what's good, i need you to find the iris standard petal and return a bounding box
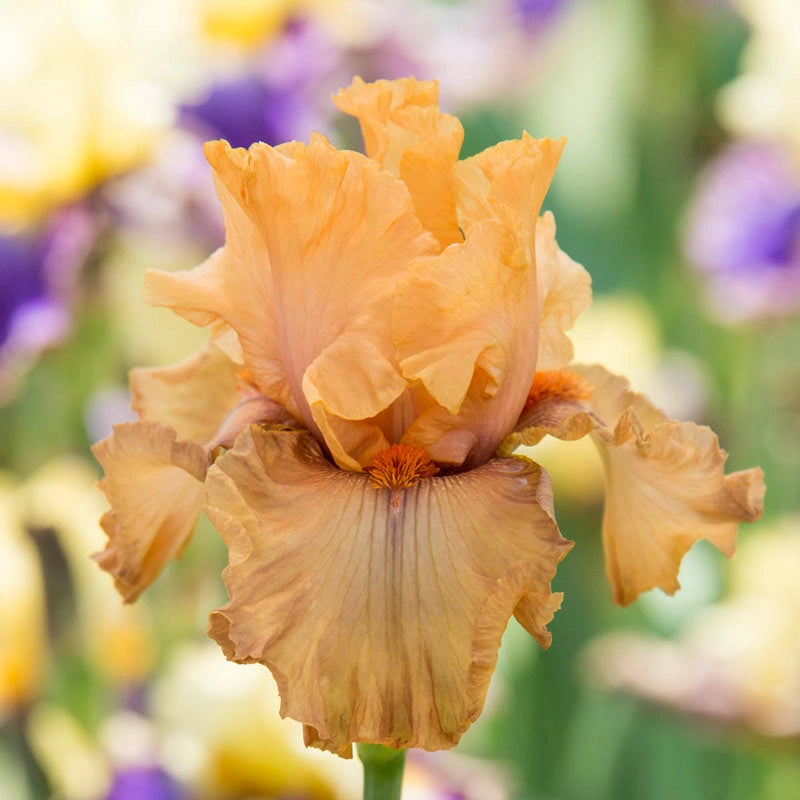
[396,137,564,467]
[240,134,437,468]
[535,211,592,370]
[504,366,766,606]
[206,425,571,756]
[334,76,465,249]
[144,144,294,413]
[149,135,438,470]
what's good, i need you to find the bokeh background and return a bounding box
[2,0,799,798]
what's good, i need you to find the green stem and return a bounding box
[357,743,406,800]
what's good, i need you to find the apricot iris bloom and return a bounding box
[94,77,765,757]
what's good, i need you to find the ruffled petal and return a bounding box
[334,76,464,249]
[396,137,563,467]
[144,143,293,413]
[454,134,565,245]
[535,212,592,370]
[206,426,571,757]
[577,365,765,605]
[241,134,437,467]
[149,136,437,469]
[503,365,766,606]
[130,341,259,444]
[93,422,208,602]
[499,369,598,453]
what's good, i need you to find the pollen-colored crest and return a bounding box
[368,443,440,490]
[524,369,594,411]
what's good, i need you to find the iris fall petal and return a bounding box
[206,425,571,756]
[93,422,208,602]
[130,340,256,443]
[506,365,766,605]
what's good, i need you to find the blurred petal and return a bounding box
[504,365,765,605]
[93,422,208,602]
[0,492,47,710]
[334,76,464,248]
[206,426,571,756]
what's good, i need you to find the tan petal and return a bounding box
[580,365,765,605]
[206,426,571,757]
[130,341,257,444]
[334,76,464,249]
[93,422,208,602]
[535,212,592,370]
[503,365,766,606]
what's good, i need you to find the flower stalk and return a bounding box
[357,743,406,800]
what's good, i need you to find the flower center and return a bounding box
[523,369,593,411]
[368,444,440,490]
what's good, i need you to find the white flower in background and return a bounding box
[718,0,800,164]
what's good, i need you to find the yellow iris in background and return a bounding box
[94,77,764,758]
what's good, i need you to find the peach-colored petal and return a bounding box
[93,422,208,602]
[535,212,592,370]
[144,144,293,413]
[333,76,440,166]
[148,136,437,469]
[334,76,464,249]
[577,364,765,605]
[454,134,565,244]
[206,426,571,757]
[241,134,437,467]
[130,341,257,444]
[503,365,766,606]
[397,138,563,467]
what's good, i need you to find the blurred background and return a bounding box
[1,0,799,798]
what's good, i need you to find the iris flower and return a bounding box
[94,77,765,758]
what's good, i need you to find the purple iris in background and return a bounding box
[106,765,185,800]
[0,207,95,401]
[684,142,800,321]
[513,0,568,30]
[182,74,305,150]
[181,18,336,149]
[104,17,340,252]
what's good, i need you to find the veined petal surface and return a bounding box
[144,146,293,412]
[206,426,571,756]
[504,365,765,605]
